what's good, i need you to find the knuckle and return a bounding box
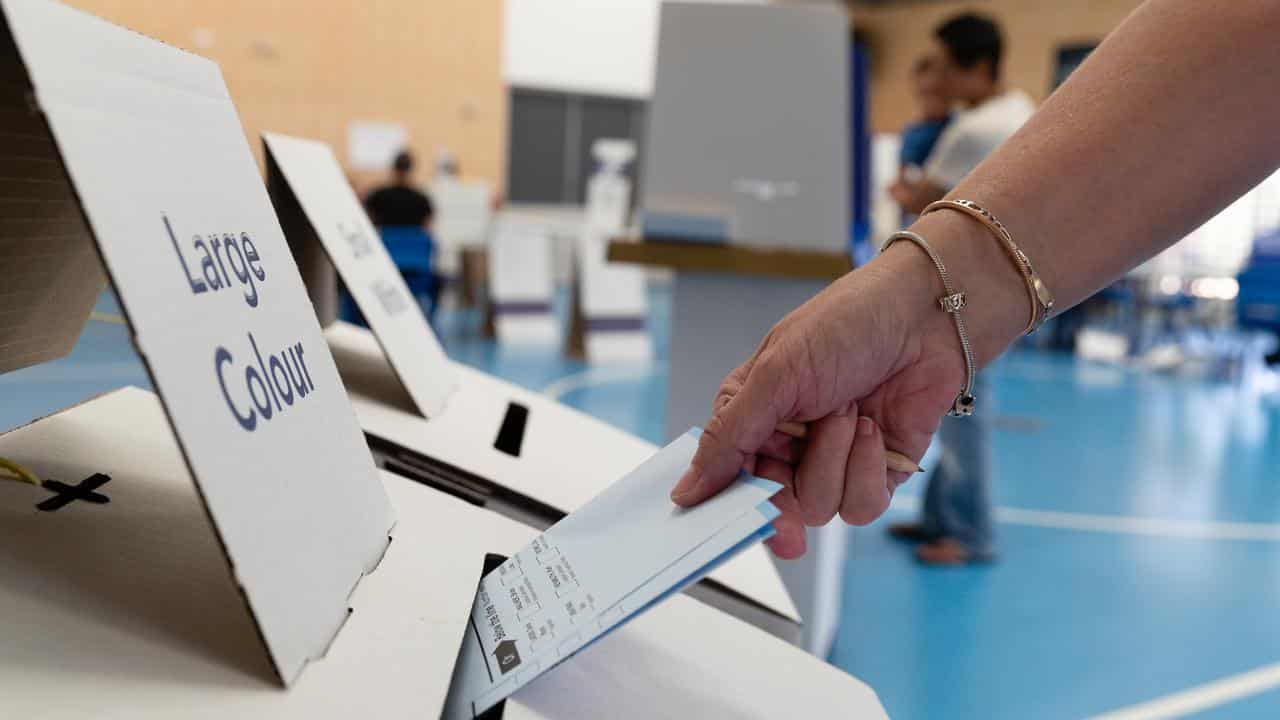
[839,492,889,526]
[798,490,837,527]
[702,411,731,445]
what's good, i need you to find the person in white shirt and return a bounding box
[891,13,1035,215]
[887,13,1033,564]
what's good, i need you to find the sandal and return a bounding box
[915,536,982,566]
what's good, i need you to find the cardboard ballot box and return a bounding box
[0,388,886,718]
[0,1,883,716]
[261,132,801,638]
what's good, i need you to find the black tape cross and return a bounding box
[37,473,111,512]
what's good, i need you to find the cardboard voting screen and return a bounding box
[262,131,458,418]
[0,0,393,685]
[489,217,559,345]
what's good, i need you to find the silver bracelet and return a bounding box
[882,230,976,417]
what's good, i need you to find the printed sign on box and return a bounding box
[0,0,393,685]
[263,131,459,418]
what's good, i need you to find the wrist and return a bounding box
[870,211,1029,368]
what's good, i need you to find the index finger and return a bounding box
[671,356,790,506]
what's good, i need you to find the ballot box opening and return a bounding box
[444,552,510,720]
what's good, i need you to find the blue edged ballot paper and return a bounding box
[443,429,782,717]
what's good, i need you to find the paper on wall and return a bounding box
[347,120,408,172]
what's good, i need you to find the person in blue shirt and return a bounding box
[896,55,952,198]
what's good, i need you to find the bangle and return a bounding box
[882,230,976,417]
[922,199,1055,335]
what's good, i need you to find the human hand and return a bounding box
[888,180,914,210]
[669,241,980,559]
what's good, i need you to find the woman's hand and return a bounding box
[670,215,1027,559]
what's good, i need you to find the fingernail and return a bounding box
[671,470,701,503]
[857,416,875,437]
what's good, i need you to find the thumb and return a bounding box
[672,356,789,506]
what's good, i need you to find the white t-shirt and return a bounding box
[925,89,1035,190]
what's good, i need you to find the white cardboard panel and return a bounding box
[0,387,885,718]
[430,177,492,277]
[324,321,800,623]
[262,131,458,418]
[1,0,393,684]
[488,217,559,345]
[574,227,652,364]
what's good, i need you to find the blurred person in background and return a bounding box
[366,148,435,228]
[883,12,1033,565]
[364,149,440,320]
[890,13,1034,215]
[669,0,1280,564]
[894,55,952,226]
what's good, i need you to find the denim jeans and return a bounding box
[919,373,995,559]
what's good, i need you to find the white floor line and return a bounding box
[541,366,661,400]
[889,495,1280,542]
[1090,661,1280,719]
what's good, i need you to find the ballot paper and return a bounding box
[443,429,781,718]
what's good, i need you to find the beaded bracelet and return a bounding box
[883,230,976,417]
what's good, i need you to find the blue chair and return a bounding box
[338,224,438,327]
[1237,228,1280,334]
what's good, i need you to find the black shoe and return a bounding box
[887,522,939,544]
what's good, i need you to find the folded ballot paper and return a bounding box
[443,428,781,718]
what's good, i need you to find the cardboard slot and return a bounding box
[369,433,804,643]
[380,455,492,509]
[443,553,510,720]
[491,402,528,458]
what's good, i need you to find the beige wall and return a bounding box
[854,0,1143,133]
[65,1,506,194]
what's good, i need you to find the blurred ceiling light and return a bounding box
[1157,275,1182,295]
[1188,277,1239,300]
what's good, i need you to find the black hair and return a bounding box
[935,13,1003,80]
[393,149,414,174]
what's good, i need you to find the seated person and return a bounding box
[362,149,439,320]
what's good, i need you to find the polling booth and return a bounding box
[262,131,801,642]
[429,176,493,281]
[565,139,653,364]
[611,2,855,656]
[487,214,559,345]
[0,3,893,717]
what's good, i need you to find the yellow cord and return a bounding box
[0,457,41,487]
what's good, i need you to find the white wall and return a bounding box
[503,0,765,99]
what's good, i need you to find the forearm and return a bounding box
[893,0,1280,364]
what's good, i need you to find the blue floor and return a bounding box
[5,286,1280,718]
